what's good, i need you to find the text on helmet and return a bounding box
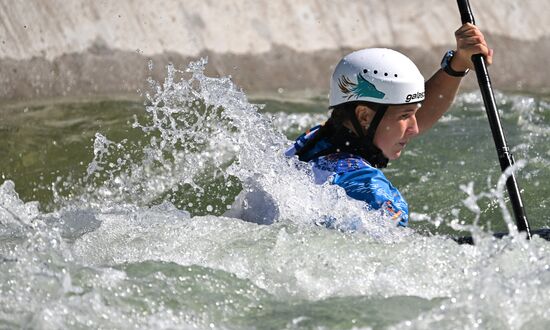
[405,91,425,103]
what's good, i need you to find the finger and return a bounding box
[454,23,478,35]
[462,44,490,58]
[485,49,494,66]
[456,22,476,31]
[457,34,488,49]
[460,35,486,46]
[456,25,484,38]
[456,29,483,38]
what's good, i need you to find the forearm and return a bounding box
[416,69,463,134]
[416,23,492,135]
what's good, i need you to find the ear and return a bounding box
[355,105,375,127]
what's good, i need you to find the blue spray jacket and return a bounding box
[286,125,409,226]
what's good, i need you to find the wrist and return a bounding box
[449,54,469,72]
[441,50,469,77]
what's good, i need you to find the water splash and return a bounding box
[2,61,550,329]
[45,58,407,241]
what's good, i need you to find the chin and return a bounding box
[387,151,402,160]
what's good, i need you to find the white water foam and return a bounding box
[2,60,550,329]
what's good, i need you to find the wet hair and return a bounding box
[295,101,389,167]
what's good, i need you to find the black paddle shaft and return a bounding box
[456,0,531,238]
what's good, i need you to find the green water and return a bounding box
[1,94,548,236]
[2,64,550,329]
[0,100,145,206]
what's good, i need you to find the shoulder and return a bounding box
[332,165,409,226]
[314,153,372,174]
[331,162,403,208]
[331,162,391,196]
[306,152,374,186]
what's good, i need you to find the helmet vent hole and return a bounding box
[394,74,398,77]
[374,70,378,74]
[384,73,388,76]
[363,69,368,73]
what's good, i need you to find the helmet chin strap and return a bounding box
[347,105,389,168]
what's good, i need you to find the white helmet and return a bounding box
[329,48,425,107]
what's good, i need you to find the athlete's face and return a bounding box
[372,104,420,160]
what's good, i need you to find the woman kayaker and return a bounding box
[285,23,492,227]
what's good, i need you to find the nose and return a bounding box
[406,115,419,137]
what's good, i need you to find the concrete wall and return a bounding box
[1,0,550,101]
